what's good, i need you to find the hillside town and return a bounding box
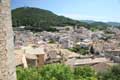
[14,26,120,72]
[1,0,120,80]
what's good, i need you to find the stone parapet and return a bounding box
[0,0,16,80]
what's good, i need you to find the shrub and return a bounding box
[74,66,97,80]
[17,67,42,80]
[17,64,74,80]
[40,64,74,80]
[98,65,120,80]
[17,64,97,80]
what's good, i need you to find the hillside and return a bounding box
[80,20,120,27]
[12,7,115,32]
[80,20,95,24]
[107,22,120,26]
[12,7,86,31]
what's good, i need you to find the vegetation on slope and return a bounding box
[89,22,110,31]
[12,7,116,32]
[12,7,82,31]
[98,64,120,80]
[17,64,97,80]
[17,64,120,80]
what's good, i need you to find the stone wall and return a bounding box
[0,0,16,80]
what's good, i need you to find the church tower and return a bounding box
[0,0,16,80]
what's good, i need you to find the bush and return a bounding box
[74,66,97,80]
[17,67,42,80]
[98,65,120,80]
[17,64,97,80]
[17,64,73,80]
[40,64,74,80]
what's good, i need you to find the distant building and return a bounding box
[105,49,120,63]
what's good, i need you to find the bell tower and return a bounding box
[0,0,16,80]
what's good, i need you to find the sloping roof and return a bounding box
[66,57,110,66]
[75,57,109,65]
[22,45,45,55]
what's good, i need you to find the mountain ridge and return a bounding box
[12,7,120,32]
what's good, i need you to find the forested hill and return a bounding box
[12,7,115,31]
[12,7,87,31]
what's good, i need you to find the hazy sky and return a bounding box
[11,0,120,22]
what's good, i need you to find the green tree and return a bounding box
[40,64,74,80]
[74,66,97,80]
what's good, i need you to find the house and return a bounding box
[105,49,120,63]
[74,27,92,40]
[44,44,80,64]
[59,36,75,48]
[14,31,34,47]
[15,44,46,68]
[22,44,46,67]
[45,44,62,63]
[76,39,93,48]
[91,31,104,41]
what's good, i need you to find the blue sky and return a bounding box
[11,0,120,22]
